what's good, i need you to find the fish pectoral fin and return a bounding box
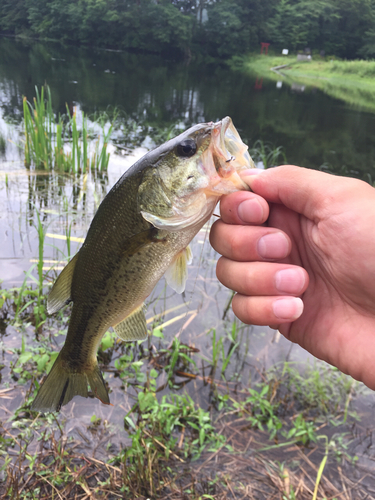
[141,210,202,231]
[113,304,148,342]
[47,252,79,315]
[165,245,192,294]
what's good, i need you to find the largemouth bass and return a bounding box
[31,117,254,412]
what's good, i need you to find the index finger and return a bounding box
[242,165,368,220]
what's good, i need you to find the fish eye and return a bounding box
[176,139,197,158]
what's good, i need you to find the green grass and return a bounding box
[238,55,375,112]
[0,285,364,498]
[0,180,367,499]
[0,130,6,157]
[23,86,114,173]
[240,54,375,81]
[249,139,287,169]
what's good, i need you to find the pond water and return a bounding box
[1,36,375,495]
[2,36,375,177]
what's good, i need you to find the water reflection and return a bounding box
[1,37,375,179]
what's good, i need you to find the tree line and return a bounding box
[0,0,374,59]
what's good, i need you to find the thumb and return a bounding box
[242,165,338,219]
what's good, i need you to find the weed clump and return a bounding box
[329,59,375,78]
[249,139,287,169]
[23,86,113,173]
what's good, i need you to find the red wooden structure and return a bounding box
[260,42,270,55]
[254,77,263,90]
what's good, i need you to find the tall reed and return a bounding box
[0,129,6,156]
[23,86,114,173]
[33,207,48,330]
[23,87,54,168]
[250,139,287,169]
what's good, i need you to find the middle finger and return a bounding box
[210,220,291,262]
[216,258,308,296]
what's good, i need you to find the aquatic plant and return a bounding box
[0,279,365,499]
[23,86,114,173]
[23,87,54,169]
[249,139,287,169]
[0,129,6,157]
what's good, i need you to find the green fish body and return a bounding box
[31,117,254,412]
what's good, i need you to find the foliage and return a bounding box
[250,139,287,168]
[23,85,113,172]
[242,55,375,117]
[0,130,6,157]
[230,385,283,439]
[0,268,363,497]
[1,0,375,59]
[128,390,225,460]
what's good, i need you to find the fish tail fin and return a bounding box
[31,353,110,413]
[86,365,111,406]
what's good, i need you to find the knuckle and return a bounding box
[215,257,226,280]
[228,230,243,257]
[209,220,224,251]
[242,267,254,294]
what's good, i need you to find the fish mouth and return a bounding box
[205,117,254,193]
[214,117,254,171]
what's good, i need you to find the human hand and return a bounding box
[210,165,375,389]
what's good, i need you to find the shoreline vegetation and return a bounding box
[0,86,373,498]
[0,270,369,498]
[1,0,375,60]
[240,55,375,111]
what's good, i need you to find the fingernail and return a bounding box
[238,198,264,223]
[273,298,304,320]
[257,232,289,259]
[275,268,305,294]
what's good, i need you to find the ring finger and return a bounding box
[216,258,308,297]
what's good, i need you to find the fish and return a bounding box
[31,116,254,412]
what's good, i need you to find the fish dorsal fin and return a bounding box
[113,304,148,341]
[47,252,79,315]
[165,245,192,294]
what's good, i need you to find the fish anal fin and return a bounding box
[165,245,192,294]
[47,252,79,314]
[185,244,193,265]
[113,304,148,342]
[30,352,109,412]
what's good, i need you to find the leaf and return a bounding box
[124,416,136,430]
[37,353,50,372]
[138,391,156,412]
[18,352,34,365]
[46,352,59,374]
[101,331,114,351]
[152,328,164,338]
[260,385,269,398]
